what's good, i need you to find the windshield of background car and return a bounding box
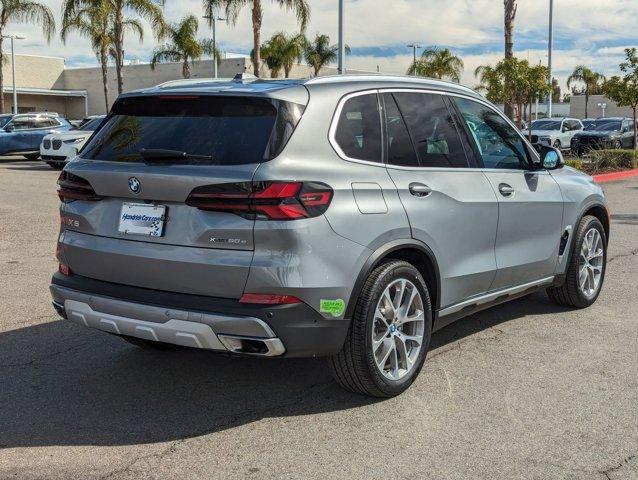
[80,117,104,132]
[81,95,305,165]
[0,116,12,128]
[531,120,561,130]
[585,121,622,132]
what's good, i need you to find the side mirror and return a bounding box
[4,125,14,133]
[538,145,564,170]
[562,125,568,132]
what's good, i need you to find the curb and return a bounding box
[593,169,638,183]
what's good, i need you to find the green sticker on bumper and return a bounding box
[320,299,346,318]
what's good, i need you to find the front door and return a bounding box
[381,91,499,310]
[453,97,564,291]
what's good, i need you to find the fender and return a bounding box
[345,238,441,320]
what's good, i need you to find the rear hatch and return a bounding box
[58,92,305,298]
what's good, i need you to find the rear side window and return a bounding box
[333,93,382,163]
[383,93,419,167]
[393,92,469,168]
[81,95,304,165]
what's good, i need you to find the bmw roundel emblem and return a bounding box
[128,177,140,194]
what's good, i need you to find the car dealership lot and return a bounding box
[0,160,636,479]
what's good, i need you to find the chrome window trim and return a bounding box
[328,87,541,171]
[328,89,385,167]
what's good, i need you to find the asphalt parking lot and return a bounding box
[0,159,636,480]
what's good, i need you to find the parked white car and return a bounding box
[40,116,105,169]
[521,118,584,151]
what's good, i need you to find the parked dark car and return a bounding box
[0,113,73,159]
[571,118,636,155]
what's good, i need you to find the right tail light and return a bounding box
[186,181,333,220]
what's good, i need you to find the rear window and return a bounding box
[81,95,304,165]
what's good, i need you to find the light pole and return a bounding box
[2,34,25,114]
[407,44,421,76]
[338,0,345,74]
[203,14,225,78]
[546,0,554,118]
[598,102,607,118]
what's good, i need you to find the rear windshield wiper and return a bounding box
[139,148,212,163]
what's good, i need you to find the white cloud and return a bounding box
[3,0,637,93]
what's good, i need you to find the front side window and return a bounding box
[334,93,382,163]
[454,98,531,170]
[8,118,32,130]
[393,92,469,168]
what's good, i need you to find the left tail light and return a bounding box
[186,181,333,220]
[57,171,102,202]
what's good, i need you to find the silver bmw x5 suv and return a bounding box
[51,75,609,397]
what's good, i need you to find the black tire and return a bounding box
[547,215,607,308]
[120,335,175,350]
[24,153,40,160]
[328,260,432,397]
[46,162,64,170]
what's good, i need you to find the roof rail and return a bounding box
[305,74,478,95]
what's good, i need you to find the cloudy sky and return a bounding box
[7,0,638,93]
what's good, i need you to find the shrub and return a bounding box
[588,149,638,172]
[565,157,584,170]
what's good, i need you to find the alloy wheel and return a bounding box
[579,228,604,298]
[371,279,425,380]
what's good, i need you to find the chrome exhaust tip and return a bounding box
[217,335,285,357]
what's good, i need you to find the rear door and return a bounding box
[382,91,498,309]
[60,94,304,298]
[453,97,564,291]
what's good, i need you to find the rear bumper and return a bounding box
[50,272,350,358]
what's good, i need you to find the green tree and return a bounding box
[62,0,143,111]
[151,15,220,79]
[475,58,549,130]
[567,65,605,118]
[304,33,348,77]
[203,0,310,77]
[63,0,167,95]
[603,48,638,150]
[407,47,464,82]
[0,0,56,113]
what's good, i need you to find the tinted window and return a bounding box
[9,118,32,130]
[81,96,304,165]
[383,94,419,167]
[79,117,104,131]
[334,94,382,163]
[393,92,468,168]
[455,98,530,170]
[531,120,561,130]
[35,118,58,128]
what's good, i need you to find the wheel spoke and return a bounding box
[393,280,406,311]
[579,266,588,290]
[400,332,423,346]
[395,335,411,373]
[389,344,399,378]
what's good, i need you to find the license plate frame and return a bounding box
[118,203,166,237]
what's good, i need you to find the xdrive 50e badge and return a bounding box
[128,177,140,194]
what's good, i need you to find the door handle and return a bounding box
[498,183,515,196]
[409,183,432,197]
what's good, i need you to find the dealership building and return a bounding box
[5,53,635,120]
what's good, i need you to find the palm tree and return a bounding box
[567,66,606,118]
[304,33,349,77]
[151,15,220,79]
[203,0,310,77]
[62,0,143,112]
[407,47,464,83]
[503,0,517,118]
[64,0,167,95]
[0,0,55,113]
[278,32,306,78]
[258,34,284,78]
